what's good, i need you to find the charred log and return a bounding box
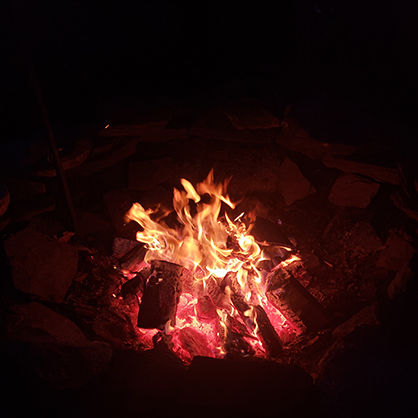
[252,305,283,358]
[225,272,283,358]
[250,217,295,249]
[118,244,147,273]
[196,296,218,321]
[222,315,255,358]
[137,260,185,330]
[267,268,330,332]
[206,276,230,310]
[120,268,150,299]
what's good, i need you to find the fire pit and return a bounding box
[111,170,330,363]
[1,95,417,418]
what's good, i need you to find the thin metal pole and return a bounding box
[8,1,79,235]
[27,62,80,236]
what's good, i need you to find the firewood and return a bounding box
[120,268,150,299]
[224,272,283,357]
[250,216,295,249]
[267,268,329,332]
[118,244,147,272]
[252,305,283,357]
[137,260,185,330]
[223,315,255,357]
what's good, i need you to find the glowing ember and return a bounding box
[125,170,300,362]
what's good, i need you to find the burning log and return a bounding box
[118,243,147,273]
[248,216,296,271]
[224,272,283,358]
[252,305,283,358]
[205,276,230,310]
[195,296,218,321]
[250,216,295,249]
[120,268,150,299]
[221,315,255,357]
[267,268,330,332]
[137,260,185,330]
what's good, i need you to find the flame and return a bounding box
[126,170,299,361]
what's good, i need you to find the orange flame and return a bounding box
[126,170,299,360]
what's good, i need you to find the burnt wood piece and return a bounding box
[252,305,283,358]
[250,217,295,249]
[196,296,218,321]
[120,268,151,299]
[267,269,329,332]
[206,276,230,310]
[118,244,147,272]
[223,315,255,357]
[137,260,185,330]
[225,272,283,358]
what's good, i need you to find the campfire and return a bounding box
[117,170,326,362]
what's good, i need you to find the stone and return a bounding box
[190,126,276,143]
[0,216,10,231]
[90,348,186,417]
[279,99,405,165]
[279,157,316,206]
[388,262,415,299]
[278,99,359,159]
[179,356,314,416]
[377,232,415,271]
[223,97,281,129]
[0,139,49,172]
[66,138,139,178]
[201,147,282,197]
[316,326,418,418]
[189,105,276,143]
[3,302,112,389]
[128,158,175,191]
[332,305,378,339]
[283,99,361,140]
[75,210,112,236]
[99,106,172,137]
[91,320,132,348]
[328,173,380,208]
[99,126,187,142]
[1,337,112,390]
[322,155,399,185]
[104,190,140,239]
[344,221,383,257]
[11,194,56,223]
[391,192,418,221]
[4,178,46,200]
[33,138,93,177]
[9,302,88,345]
[275,129,355,160]
[0,183,10,216]
[3,228,78,301]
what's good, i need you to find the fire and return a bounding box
[125,170,300,362]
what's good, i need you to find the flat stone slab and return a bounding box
[223,97,281,129]
[128,158,175,191]
[377,232,415,271]
[279,157,316,206]
[179,356,313,416]
[9,302,89,345]
[3,302,112,389]
[189,104,277,143]
[3,228,78,301]
[328,173,380,208]
[322,155,399,185]
[0,183,10,216]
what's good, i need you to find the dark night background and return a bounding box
[2,2,418,418]
[1,0,418,141]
